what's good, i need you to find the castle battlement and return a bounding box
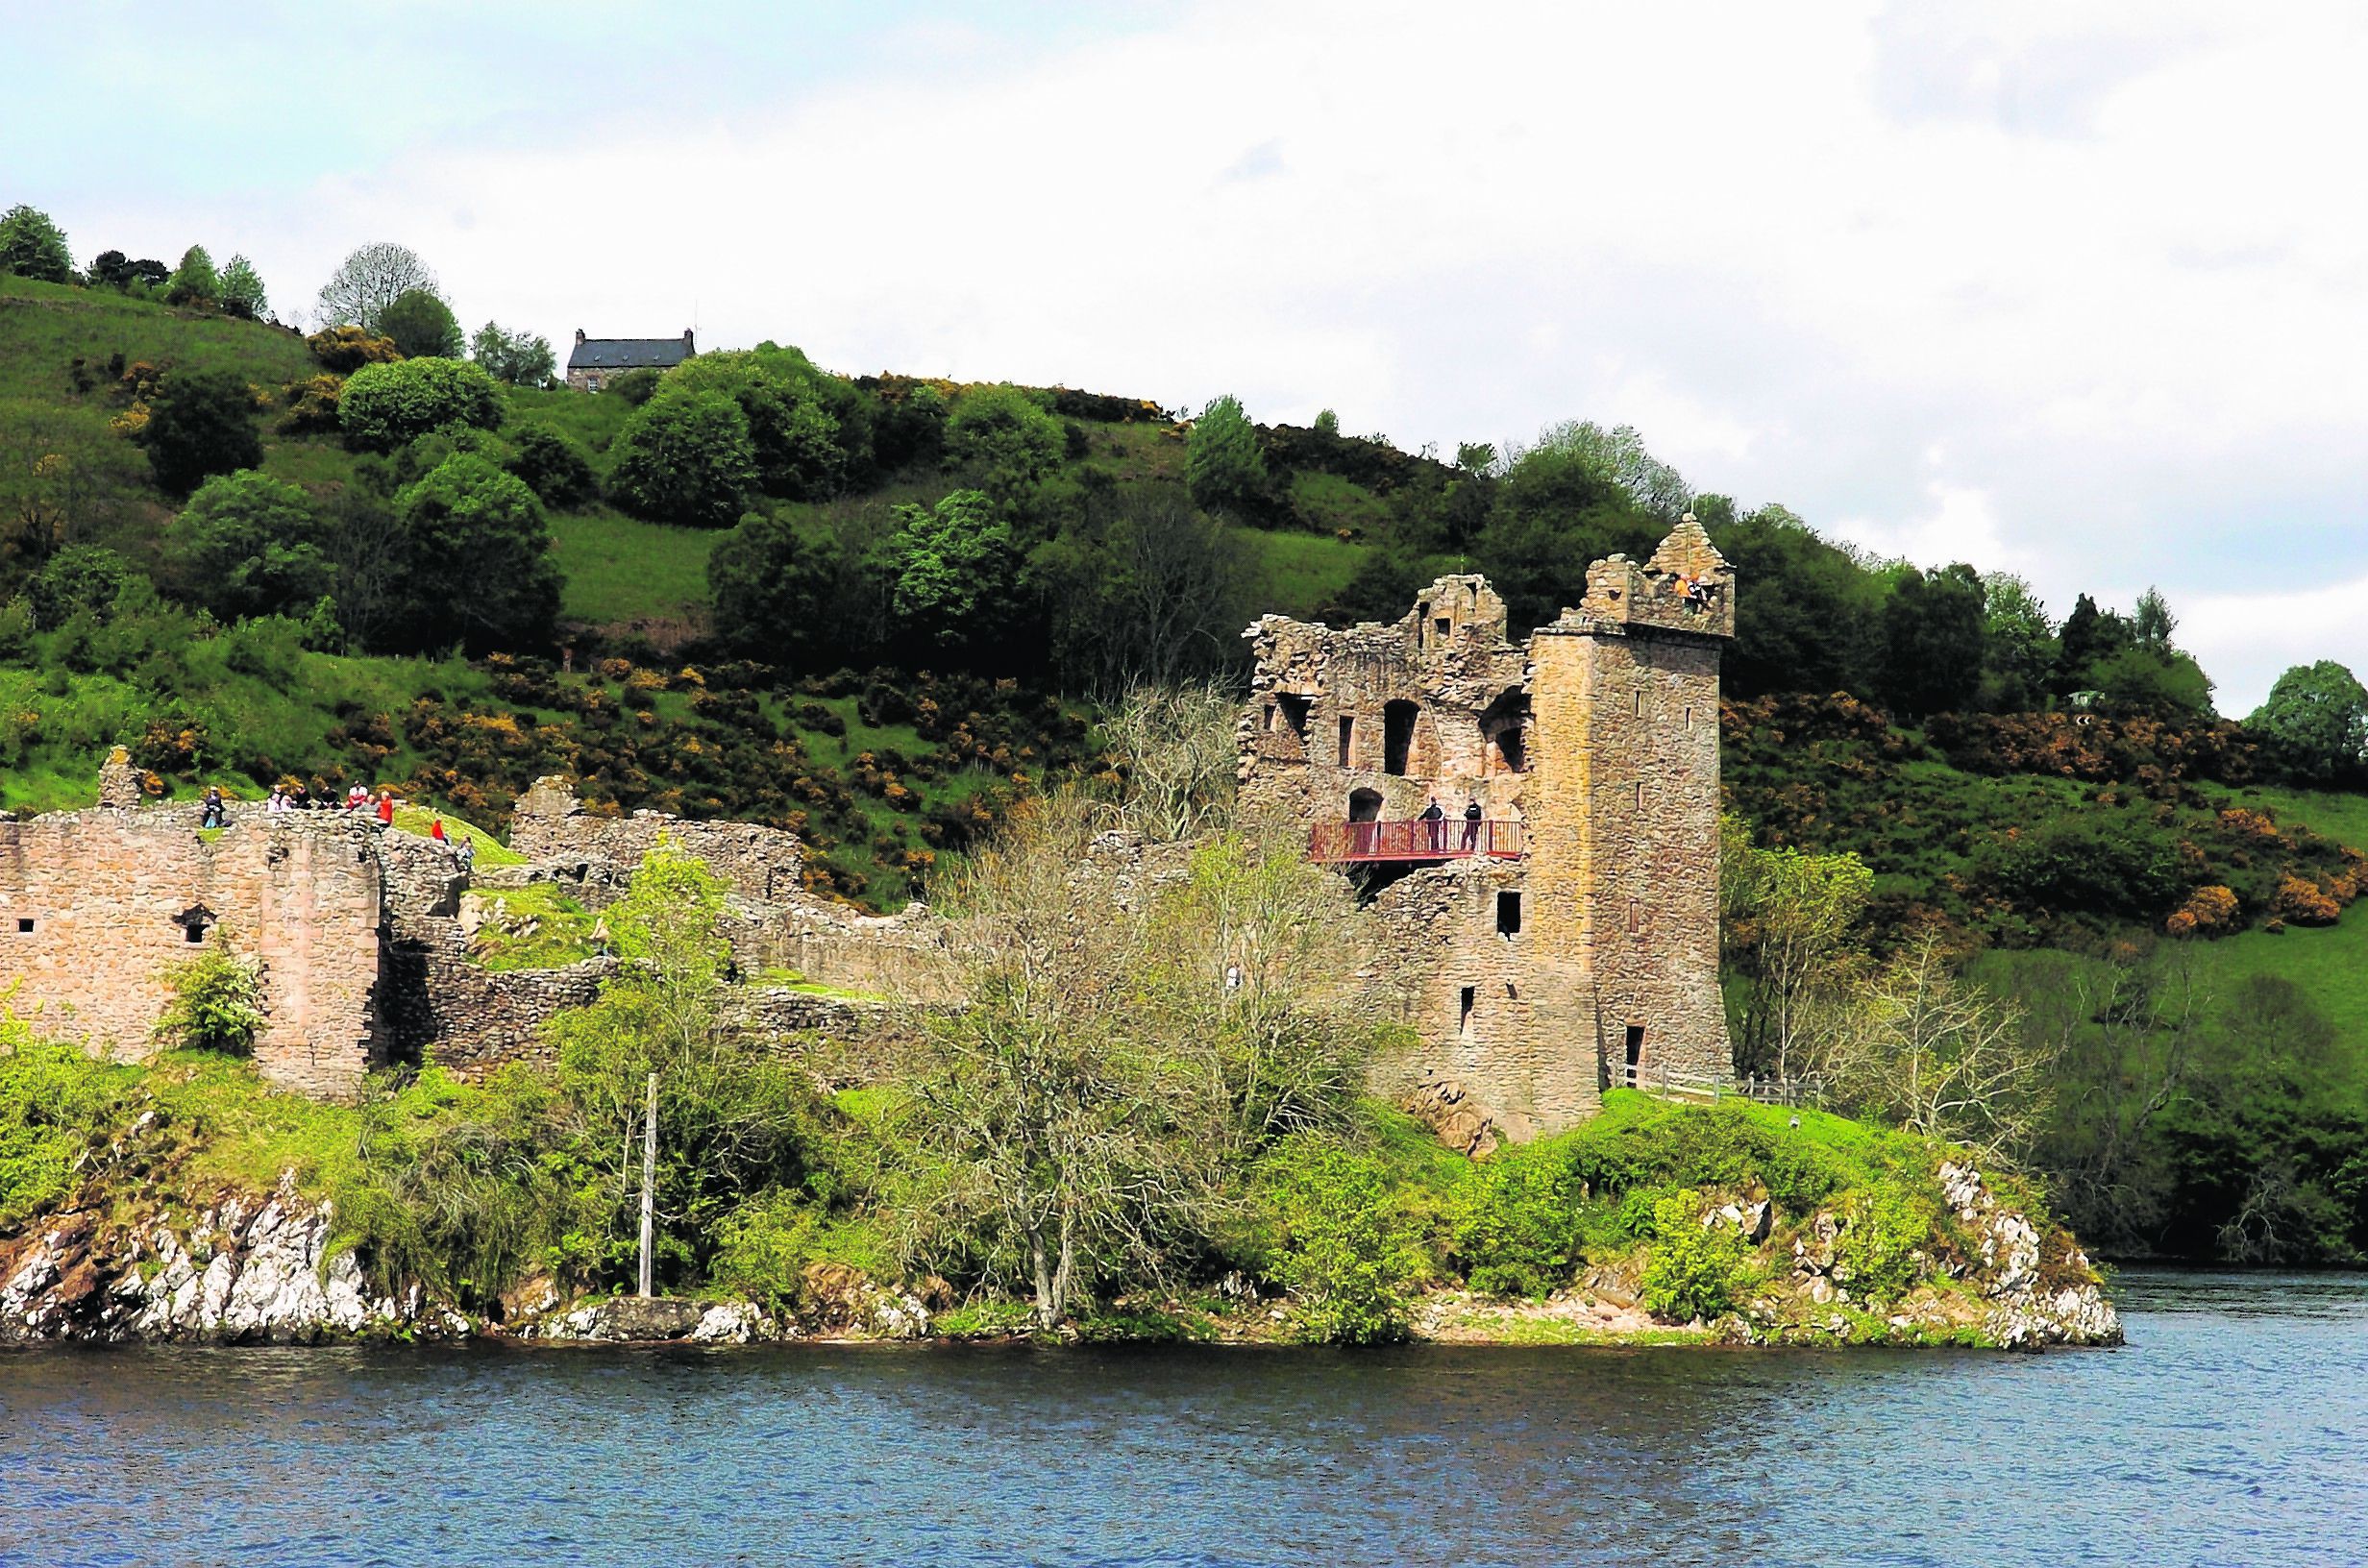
[1239,520,1735,1144]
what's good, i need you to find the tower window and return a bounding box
[1634,689,1646,717]
[14,918,31,934]
[1435,617,1452,643]
[1338,715,1355,767]
[1496,891,1521,936]
[1625,1024,1646,1086]
[1277,694,1311,737]
[1636,780,1646,811]
[1383,700,1418,775]
[1628,897,1641,934]
[1460,986,1476,1036]
[1264,703,1277,732]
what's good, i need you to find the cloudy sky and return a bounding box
[11,0,2365,710]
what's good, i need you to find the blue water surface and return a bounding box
[1,1270,2360,1567]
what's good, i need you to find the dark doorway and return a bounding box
[1347,788,1383,822]
[1624,1024,1646,1088]
[1496,891,1521,936]
[1383,700,1418,775]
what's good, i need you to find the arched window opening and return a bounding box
[1347,788,1383,822]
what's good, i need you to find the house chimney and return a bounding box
[683,329,695,352]
[575,328,586,344]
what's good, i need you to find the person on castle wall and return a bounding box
[456,835,475,875]
[344,783,368,814]
[289,781,310,811]
[1418,795,1446,854]
[1463,796,1483,851]
[200,787,226,829]
[430,815,449,847]
[267,786,290,816]
[374,789,395,829]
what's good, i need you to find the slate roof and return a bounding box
[568,335,694,372]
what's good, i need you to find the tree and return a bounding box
[0,401,143,565]
[2249,661,2368,788]
[1979,573,2055,711]
[945,384,1064,509]
[1455,441,1497,475]
[217,254,268,320]
[28,545,129,628]
[672,349,857,501]
[1707,504,1883,699]
[165,469,335,622]
[608,392,759,527]
[377,287,464,359]
[1878,563,1986,719]
[337,357,504,452]
[888,489,1021,656]
[504,426,597,509]
[1502,420,1690,521]
[1036,491,1253,691]
[0,206,72,283]
[1826,933,2055,1166]
[163,245,219,307]
[1184,394,1268,520]
[314,243,439,331]
[388,453,562,653]
[1720,817,1873,1082]
[1473,450,1662,635]
[470,322,555,385]
[707,510,832,667]
[89,252,167,291]
[142,369,263,494]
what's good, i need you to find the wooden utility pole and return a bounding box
[637,1071,657,1298]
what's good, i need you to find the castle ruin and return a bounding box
[1240,517,1735,1144]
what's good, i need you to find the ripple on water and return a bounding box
[1,1270,2364,1568]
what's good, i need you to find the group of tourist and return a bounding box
[202,783,477,870]
[1416,795,1488,852]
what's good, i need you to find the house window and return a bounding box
[1496,891,1521,937]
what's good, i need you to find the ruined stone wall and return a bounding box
[509,776,811,907]
[0,808,382,1099]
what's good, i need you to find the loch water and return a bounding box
[1,1270,2361,1568]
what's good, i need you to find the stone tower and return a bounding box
[1239,518,1734,1141]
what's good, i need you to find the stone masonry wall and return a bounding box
[510,776,809,906]
[0,806,382,1099]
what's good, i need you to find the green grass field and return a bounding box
[1239,528,1368,619]
[548,511,720,625]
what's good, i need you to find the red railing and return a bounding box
[1308,820,1524,863]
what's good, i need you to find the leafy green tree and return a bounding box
[1878,563,1986,719]
[338,356,504,452]
[315,242,438,331]
[1474,449,1662,635]
[1978,573,2055,711]
[1507,420,1690,520]
[163,245,219,307]
[608,391,759,527]
[1721,816,1873,1081]
[1708,504,1883,698]
[142,368,263,493]
[166,469,335,622]
[1454,440,1497,474]
[673,348,860,500]
[503,425,597,508]
[0,1018,121,1225]
[1184,393,1268,520]
[2248,661,2368,787]
[889,489,1020,655]
[378,287,464,359]
[707,510,832,666]
[389,453,562,653]
[1035,491,1251,690]
[2093,644,2215,719]
[0,205,72,283]
[946,384,1064,509]
[471,321,555,385]
[217,254,268,319]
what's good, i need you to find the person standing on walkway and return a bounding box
[1418,796,1445,854]
[1462,797,1483,851]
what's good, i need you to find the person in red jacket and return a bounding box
[375,789,395,828]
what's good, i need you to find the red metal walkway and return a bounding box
[1308,820,1524,864]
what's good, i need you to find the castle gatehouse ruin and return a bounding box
[1240,517,1736,1144]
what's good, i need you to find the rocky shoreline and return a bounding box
[0,1160,2119,1352]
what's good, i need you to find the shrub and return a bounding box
[605,368,663,405]
[945,383,1063,503]
[339,357,505,453]
[1638,1188,1752,1322]
[608,391,760,527]
[1265,1143,1423,1344]
[277,374,346,434]
[1830,1186,1927,1305]
[29,546,129,629]
[0,1019,121,1224]
[2272,871,2341,926]
[154,941,269,1055]
[2166,884,2240,938]
[470,322,556,386]
[505,426,598,509]
[307,327,404,374]
[1451,1142,1584,1297]
[143,368,264,493]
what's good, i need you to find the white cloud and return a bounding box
[57,0,2368,702]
